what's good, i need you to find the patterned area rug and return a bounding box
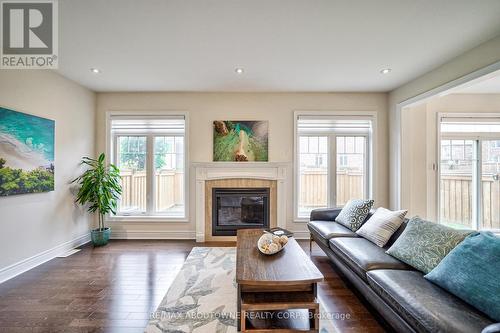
[145,247,336,333]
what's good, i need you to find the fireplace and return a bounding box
[212,188,270,236]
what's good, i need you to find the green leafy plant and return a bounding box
[72,153,122,231]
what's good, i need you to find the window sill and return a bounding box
[106,216,189,223]
[293,218,310,223]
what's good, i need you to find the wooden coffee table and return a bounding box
[236,229,324,332]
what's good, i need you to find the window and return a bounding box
[298,136,328,217]
[439,116,500,231]
[295,114,373,219]
[116,136,148,213]
[110,115,187,219]
[336,136,367,206]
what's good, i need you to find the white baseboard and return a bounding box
[0,233,90,284]
[110,230,196,239]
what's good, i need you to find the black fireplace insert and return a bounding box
[212,187,270,236]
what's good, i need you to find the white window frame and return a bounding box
[293,111,376,222]
[437,112,500,232]
[105,111,189,222]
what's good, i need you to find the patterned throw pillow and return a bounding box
[356,207,407,247]
[335,199,374,231]
[386,217,472,274]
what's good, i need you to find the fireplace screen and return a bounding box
[212,188,270,236]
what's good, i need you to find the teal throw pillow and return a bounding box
[425,232,500,322]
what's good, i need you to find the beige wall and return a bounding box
[0,70,96,273]
[96,92,389,237]
[401,93,500,220]
[389,35,500,209]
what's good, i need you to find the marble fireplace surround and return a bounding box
[194,163,288,242]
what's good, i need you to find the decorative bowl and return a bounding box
[257,232,289,255]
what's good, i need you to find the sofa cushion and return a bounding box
[425,232,500,322]
[386,216,472,274]
[356,207,408,247]
[367,270,492,333]
[335,199,374,231]
[328,237,412,281]
[308,221,358,246]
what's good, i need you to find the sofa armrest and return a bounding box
[310,208,342,222]
[482,323,500,333]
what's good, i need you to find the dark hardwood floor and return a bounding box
[0,240,386,333]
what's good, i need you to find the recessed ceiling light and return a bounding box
[90,68,101,74]
[235,67,244,74]
[380,68,392,74]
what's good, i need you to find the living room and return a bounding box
[0,1,499,333]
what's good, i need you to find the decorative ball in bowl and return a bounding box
[257,233,289,255]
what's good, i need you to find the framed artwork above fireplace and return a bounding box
[213,120,268,162]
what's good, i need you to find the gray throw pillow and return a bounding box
[356,207,407,247]
[335,199,374,231]
[386,216,472,274]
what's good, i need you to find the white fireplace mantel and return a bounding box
[193,162,288,242]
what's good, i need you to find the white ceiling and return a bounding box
[57,0,500,92]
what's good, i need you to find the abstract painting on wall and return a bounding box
[0,107,55,196]
[213,121,268,162]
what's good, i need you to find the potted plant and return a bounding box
[72,153,122,246]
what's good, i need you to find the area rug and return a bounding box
[145,247,336,333]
